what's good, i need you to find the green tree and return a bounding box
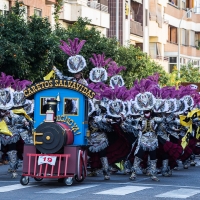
[54,17,119,77]
[180,63,200,83]
[0,2,169,86]
[165,64,200,88]
[0,1,59,82]
[115,45,168,88]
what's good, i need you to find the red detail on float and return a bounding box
[22,153,71,179]
[56,122,74,145]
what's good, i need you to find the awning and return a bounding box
[132,0,142,4]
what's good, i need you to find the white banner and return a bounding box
[38,156,57,166]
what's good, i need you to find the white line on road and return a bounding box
[36,185,98,194]
[84,182,200,189]
[0,184,37,192]
[155,188,200,199]
[94,186,152,195]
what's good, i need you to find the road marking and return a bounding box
[0,184,36,192]
[155,188,200,199]
[94,186,152,195]
[37,185,98,194]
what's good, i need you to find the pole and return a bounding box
[178,8,193,78]
[116,0,119,40]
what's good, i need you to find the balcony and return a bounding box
[130,20,143,37]
[165,42,200,57]
[149,21,168,44]
[165,3,186,20]
[150,55,169,72]
[60,0,109,28]
[45,0,56,4]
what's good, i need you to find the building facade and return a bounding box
[2,0,200,73]
[59,0,109,35]
[164,0,200,72]
[5,0,56,25]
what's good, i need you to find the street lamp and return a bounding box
[116,0,119,40]
[177,7,198,78]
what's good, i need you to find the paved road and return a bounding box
[0,159,200,200]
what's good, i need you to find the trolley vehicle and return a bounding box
[20,79,95,186]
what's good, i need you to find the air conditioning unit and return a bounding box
[90,0,98,8]
[186,8,192,18]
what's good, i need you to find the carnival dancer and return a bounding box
[87,99,111,180]
[127,91,164,181]
[0,73,33,178]
[154,97,183,177]
[120,100,142,174]
[52,38,88,86]
[87,53,115,179]
[179,108,200,168]
[88,55,131,178]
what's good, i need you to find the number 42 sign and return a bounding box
[38,156,57,166]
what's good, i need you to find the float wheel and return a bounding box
[20,176,29,186]
[63,177,73,186]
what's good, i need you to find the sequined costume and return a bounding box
[53,66,88,86]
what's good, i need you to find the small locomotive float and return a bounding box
[20,79,95,186]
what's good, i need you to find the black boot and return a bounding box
[100,157,110,180]
[149,160,159,181]
[129,157,142,181]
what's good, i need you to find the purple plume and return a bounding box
[12,79,32,91]
[0,72,14,89]
[90,53,112,68]
[59,38,86,56]
[107,61,126,77]
[146,73,160,84]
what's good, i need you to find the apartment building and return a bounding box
[1,1,109,35]
[126,0,200,73]
[149,0,169,72]
[164,0,200,72]
[1,0,56,24]
[59,0,109,35]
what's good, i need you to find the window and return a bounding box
[19,5,28,22]
[64,98,79,116]
[169,64,177,73]
[190,30,195,47]
[182,29,186,45]
[149,43,161,59]
[169,57,177,72]
[85,98,88,122]
[169,57,177,63]
[34,8,42,17]
[193,60,198,65]
[169,26,177,43]
[40,97,55,115]
[182,0,186,9]
[0,9,9,16]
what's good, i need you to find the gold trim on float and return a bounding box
[47,102,57,105]
[46,136,50,140]
[33,132,43,145]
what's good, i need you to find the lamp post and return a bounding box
[116,0,119,40]
[177,7,198,78]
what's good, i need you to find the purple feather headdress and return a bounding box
[90,53,112,68]
[0,72,14,89]
[146,73,160,84]
[12,79,32,91]
[88,82,110,100]
[100,86,129,101]
[59,38,86,56]
[107,61,126,77]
